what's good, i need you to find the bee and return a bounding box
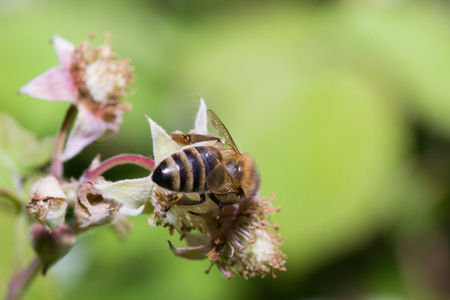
[151,109,260,222]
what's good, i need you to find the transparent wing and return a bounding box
[207,109,241,155]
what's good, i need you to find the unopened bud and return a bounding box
[30,223,77,275]
[75,182,122,230]
[27,176,68,230]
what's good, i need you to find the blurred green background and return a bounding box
[2,0,450,299]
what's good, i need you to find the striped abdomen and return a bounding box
[151,146,222,193]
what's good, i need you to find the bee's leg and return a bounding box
[165,194,206,213]
[177,194,206,206]
[185,134,221,144]
[186,194,221,228]
[164,195,182,213]
[208,193,223,228]
[171,133,221,145]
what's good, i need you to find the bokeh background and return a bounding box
[2,0,450,299]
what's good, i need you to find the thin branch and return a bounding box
[83,153,155,181]
[50,104,78,180]
[6,256,42,300]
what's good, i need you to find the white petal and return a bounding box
[94,176,153,210]
[146,115,180,165]
[19,66,77,102]
[119,205,145,216]
[194,97,208,134]
[29,176,67,200]
[60,105,106,162]
[52,35,75,69]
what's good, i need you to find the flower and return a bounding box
[211,196,287,279]
[19,35,135,161]
[169,195,286,279]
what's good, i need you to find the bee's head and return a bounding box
[226,154,260,200]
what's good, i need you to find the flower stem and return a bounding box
[50,104,78,180]
[6,256,42,300]
[83,154,155,180]
[0,189,22,214]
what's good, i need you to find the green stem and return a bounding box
[0,189,22,214]
[50,104,78,180]
[83,154,155,181]
[6,256,42,300]
[13,214,28,274]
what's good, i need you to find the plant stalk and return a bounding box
[83,153,155,180]
[6,257,42,300]
[0,189,22,214]
[50,104,78,180]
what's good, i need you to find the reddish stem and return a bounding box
[6,256,41,300]
[50,104,78,180]
[83,154,155,180]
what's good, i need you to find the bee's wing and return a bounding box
[206,163,241,195]
[207,109,241,155]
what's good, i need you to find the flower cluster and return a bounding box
[97,100,287,279]
[17,35,285,282]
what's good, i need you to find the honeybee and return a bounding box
[151,109,260,221]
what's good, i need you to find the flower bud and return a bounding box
[30,223,77,275]
[75,182,122,230]
[27,176,68,230]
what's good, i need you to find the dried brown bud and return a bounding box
[75,182,122,231]
[27,176,68,230]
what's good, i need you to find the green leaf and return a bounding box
[0,112,54,194]
[0,112,54,174]
[0,161,15,192]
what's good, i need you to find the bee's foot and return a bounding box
[214,216,221,228]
